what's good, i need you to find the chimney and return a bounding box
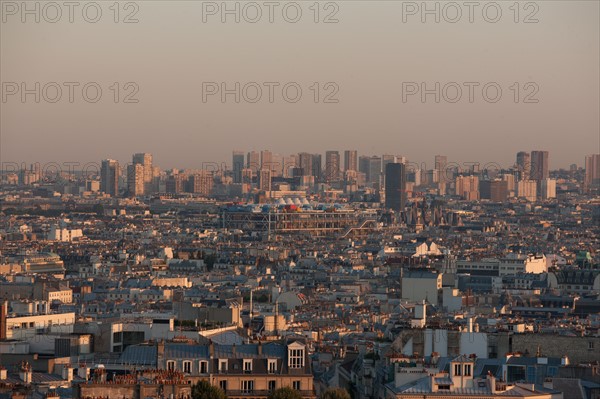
[488,372,497,394]
[61,364,73,382]
[78,364,90,380]
[209,340,214,358]
[0,367,7,380]
[157,340,165,368]
[430,374,438,392]
[0,301,7,340]
[258,340,263,356]
[19,362,32,384]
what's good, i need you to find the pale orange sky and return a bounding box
[1,0,598,170]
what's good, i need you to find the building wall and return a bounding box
[498,334,600,364]
[402,276,442,305]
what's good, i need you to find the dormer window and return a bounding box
[243,359,252,373]
[219,359,228,372]
[167,361,176,371]
[288,343,305,369]
[268,359,277,374]
[199,361,208,374]
[454,364,462,376]
[464,364,471,376]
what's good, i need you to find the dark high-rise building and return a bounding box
[312,154,322,182]
[298,152,313,177]
[100,159,119,197]
[516,151,531,180]
[368,156,382,186]
[232,151,245,183]
[358,156,370,178]
[344,150,358,172]
[530,150,549,182]
[385,163,406,211]
[325,151,341,182]
[166,173,186,194]
[480,179,508,202]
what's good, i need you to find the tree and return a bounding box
[191,380,227,399]
[268,387,303,399]
[320,388,351,399]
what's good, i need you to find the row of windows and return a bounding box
[166,359,279,374]
[218,380,302,392]
[453,364,472,376]
[167,360,208,374]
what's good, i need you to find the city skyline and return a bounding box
[2,149,599,173]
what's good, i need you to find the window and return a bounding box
[268,380,276,391]
[464,364,471,376]
[589,342,595,350]
[289,349,305,369]
[219,380,227,391]
[241,380,254,393]
[243,359,252,373]
[167,361,176,371]
[199,361,208,374]
[268,359,277,374]
[292,381,301,390]
[219,359,228,373]
[183,361,192,373]
[454,364,462,376]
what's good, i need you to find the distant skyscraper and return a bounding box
[516,151,531,180]
[344,150,358,172]
[298,153,313,177]
[247,151,260,173]
[100,159,119,197]
[502,173,517,195]
[455,175,479,200]
[312,154,322,182]
[258,168,272,192]
[530,150,549,182]
[358,156,370,179]
[232,151,245,183]
[127,163,145,197]
[166,173,186,193]
[435,155,447,174]
[281,155,298,178]
[540,178,556,200]
[271,153,283,177]
[187,171,213,196]
[260,150,273,171]
[517,180,537,202]
[325,151,341,183]
[584,154,600,192]
[385,163,406,211]
[368,156,382,186]
[241,168,253,184]
[132,153,153,194]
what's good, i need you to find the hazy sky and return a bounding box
[1,0,598,170]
